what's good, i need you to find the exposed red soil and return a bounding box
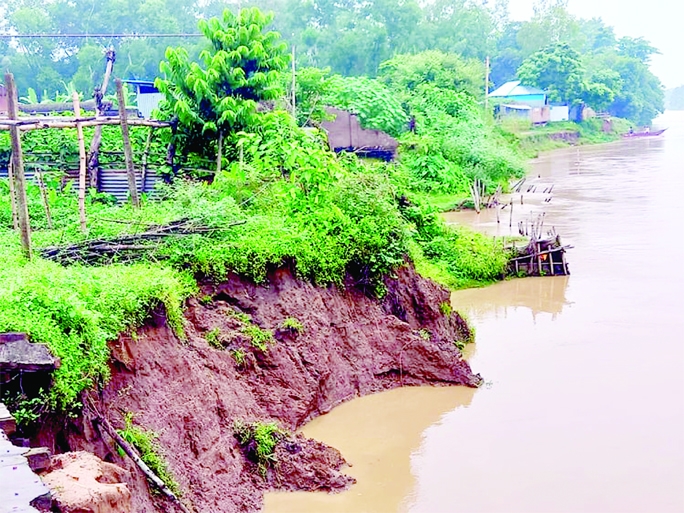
[41,451,132,513]
[36,264,480,512]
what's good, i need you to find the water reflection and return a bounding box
[451,275,571,321]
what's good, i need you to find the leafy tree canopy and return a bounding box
[155,8,288,156]
[379,50,484,99]
[517,42,586,105]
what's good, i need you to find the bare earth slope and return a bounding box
[38,264,480,512]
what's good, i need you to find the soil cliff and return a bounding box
[36,264,480,512]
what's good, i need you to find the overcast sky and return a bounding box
[507,0,681,88]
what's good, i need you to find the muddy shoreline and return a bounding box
[34,264,480,512]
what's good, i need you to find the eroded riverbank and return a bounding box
[264,112,684,513]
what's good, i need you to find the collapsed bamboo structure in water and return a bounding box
[508,235,571,277]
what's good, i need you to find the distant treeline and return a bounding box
[665,87,684,111]
[0,0,664,124]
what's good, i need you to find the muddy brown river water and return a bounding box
[264,112,684,513]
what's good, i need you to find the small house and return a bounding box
[125,80,163,119]
[490,80,552,124]
[489,81,547,108]
[0,85,7,115]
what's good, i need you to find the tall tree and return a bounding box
[517,42,585,105]
[155,7,288,158]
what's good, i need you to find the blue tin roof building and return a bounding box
[488,80,547,108]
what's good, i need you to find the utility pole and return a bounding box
[484,55,490,113]
[4,73,32,259]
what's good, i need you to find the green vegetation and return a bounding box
[0,7,528,419]
[226,308,252,325]
[0,391,47,427]
[230,348,247,366]
[234,420,284,476]
[117,413,181,495]
[516,40,662,125]
[0,239,193,410]
[499,117,633,157]
[280,317,304,333]
[439,302,452,316]
[0,0,663,126]
[156,8,288,158]
[205,327,222,349]
[242,325,274,352]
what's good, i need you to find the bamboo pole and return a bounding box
[115,79,140,208]
[35,169,53,229]
[7,153,18,230]
[86,400,192,513]
[141,126,154,193]
[73,92,88,232]
[0,118,170,129]
[5,73,32,259]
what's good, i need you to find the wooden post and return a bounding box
[509,198,513,228]
[35,170,53,229]
[141,127,154,193]
[73,92,88,232]
[7,153,18,230]
[5,73,31,259]
[87,47,116,188]
[216,131,223,175]
[116,79,140,208]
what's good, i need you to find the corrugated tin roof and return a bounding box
[0,429,51,512]
[0,168,161,203]
[489,80,546,98]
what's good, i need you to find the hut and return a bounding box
[124,80,163,119]
[321,107,399,161]
[490,81,552,124]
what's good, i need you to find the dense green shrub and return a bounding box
[0,243,194,410]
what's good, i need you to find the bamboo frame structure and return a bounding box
[0,117,170,129]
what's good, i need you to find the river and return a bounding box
[264,111,684,513]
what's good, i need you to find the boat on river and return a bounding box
[622,128,667,138]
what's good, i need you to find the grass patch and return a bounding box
[242,325,274,352]
[234,420,285,477]
[230,348,247,365]
[205,327,222,349]
[439,301,452,316]
[499,117,632,157]
[280,317,304,333]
